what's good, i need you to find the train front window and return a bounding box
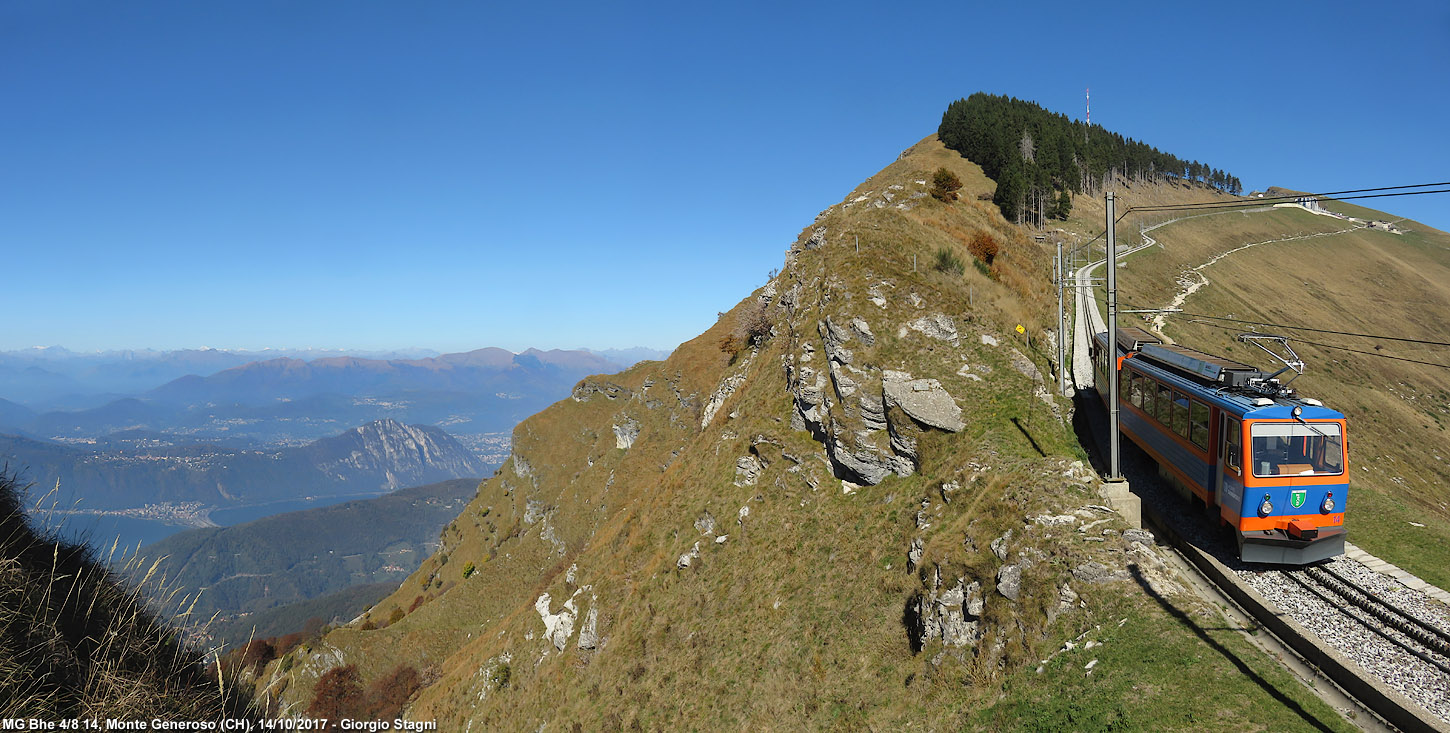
[1250,423,1344,477]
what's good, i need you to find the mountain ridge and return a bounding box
[265,133,1351,728]
[2,418,489,509]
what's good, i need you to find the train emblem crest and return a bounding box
[1290,489,1307,510]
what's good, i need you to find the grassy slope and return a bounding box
[266,138,1354,731]
[1098,195,1450,588]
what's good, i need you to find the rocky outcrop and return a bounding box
[701,370,749,429]
[733,455,763,487]
[910,565,985,652]
[572,378,632,402]
[883,371,965,432]
[535,591,580,651]
[907,314,960,346]
[312,419,491,489]
[613,417,640,449]
[576,605,600,650]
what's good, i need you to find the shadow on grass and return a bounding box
[1010,417,1046,458]
[1130,565,1341,733]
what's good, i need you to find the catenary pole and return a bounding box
[1106,192,1122,480]
[1056,239,1066,396]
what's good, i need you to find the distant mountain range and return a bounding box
[0,345,670,410]
[1,418,489,509]
[0,347,669,451]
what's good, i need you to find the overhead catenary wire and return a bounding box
[1066,181,1450,259]
[1153,317,1450,371]
[1128,308,1450,349]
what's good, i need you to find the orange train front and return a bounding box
[1092,328,1347,564]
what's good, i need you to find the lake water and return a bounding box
[39,492,387,558]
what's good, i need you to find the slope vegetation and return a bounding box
[266,138,1352,730]
[0,473,257,718]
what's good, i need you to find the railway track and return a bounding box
[1295,564,1450,669]
[1070,221,1450,732]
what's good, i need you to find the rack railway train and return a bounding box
[1091,327,1347,564]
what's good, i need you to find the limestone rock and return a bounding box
[850,317,876,345]
[524,500,545,526]
[867,284,888,309]
[859,393,887,431]
[907,314,960,346]
[512,456,533,478]
[980,334,999,347]
[694,511,716,535]
[908,537,924,567]
[677,542,702,569]
[1071,562,1130,584]
[910,570,984,651]
[1123,528,1155,545]
[613,417,640,450]
[1007,347,1044,383]
[803,227,828,251]
[1030,514,1077,528]
[572,379,631,402]
[990,530,1012,561]
[996,564,1022,601]
[1057,583,1079,612]
[535,592,578,651]
[576,605,600,650]
[939,579,983,647]
[734,455,763,487]
[883,371,965,432]
[701,372,748,429]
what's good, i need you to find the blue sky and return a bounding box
[3,1,1447,353]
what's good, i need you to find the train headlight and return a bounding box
[1322,493,1335,513]
[1259,494,1274,516]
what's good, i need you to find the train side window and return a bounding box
[1156,384,1173,424]
[1128,373,1144,408]
[1171,390,1191,438]
[1141,378,1156,416]
[1189,400,1209,448]
[1224,417,1242,473]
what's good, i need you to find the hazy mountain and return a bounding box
[582,346,672,366]
[0,398,35,431]
[5,347,624,451]
[145,348,619,407]
[0,346,524,407]
[0,419,490,509]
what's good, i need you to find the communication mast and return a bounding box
[1085,87,1090,143]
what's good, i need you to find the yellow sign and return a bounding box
[1015,324,1025,335]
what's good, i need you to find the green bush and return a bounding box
[933,247,965,275]
[462,561,476,579]
[929,167,963,202]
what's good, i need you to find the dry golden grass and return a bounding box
[0,474,260,718]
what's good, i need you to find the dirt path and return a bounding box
[1148,222,1367,336]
